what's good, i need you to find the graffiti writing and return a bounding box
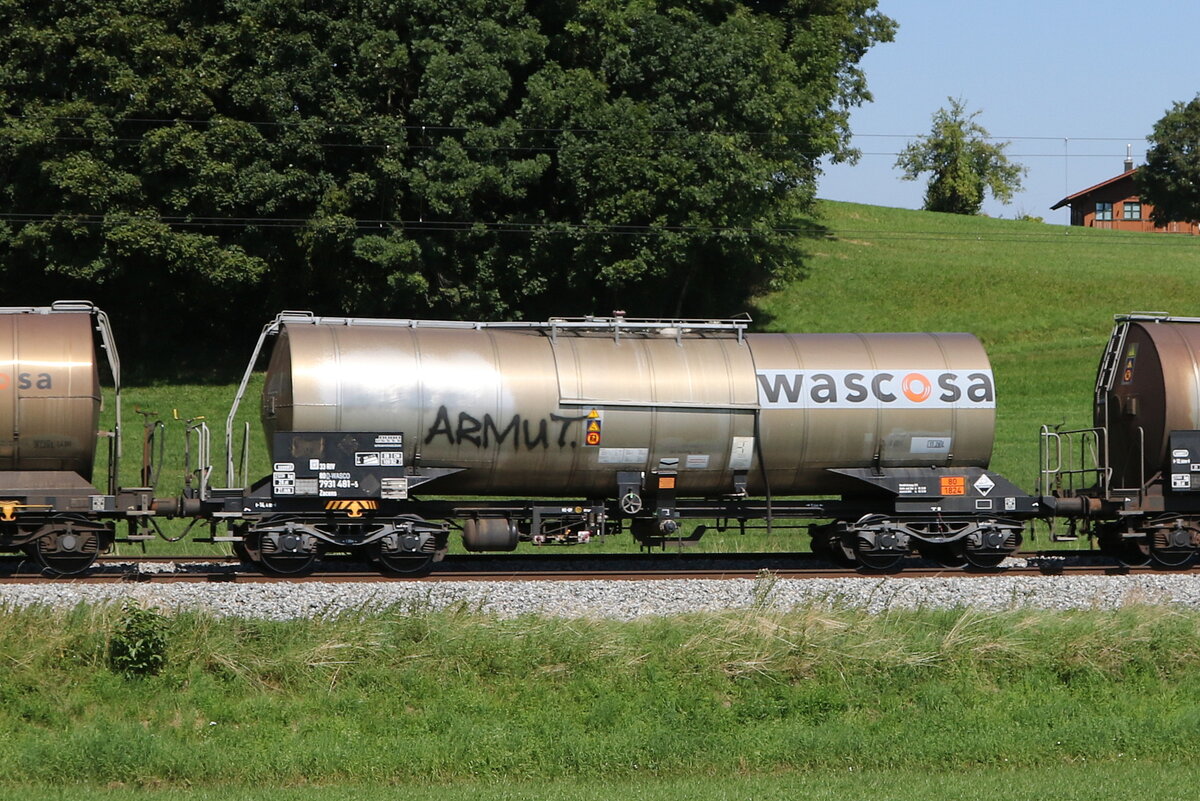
[423,406,591,450]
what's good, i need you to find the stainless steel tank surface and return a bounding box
[262,319,996,497]
[0,308,101,477]
[1099,318,1200,488]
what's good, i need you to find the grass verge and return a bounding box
[1,602,1199,789]
[12,763,1200,800]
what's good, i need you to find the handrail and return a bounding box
[225,315,286,487]
[1039,425,1107,497]
[268,311,751,342]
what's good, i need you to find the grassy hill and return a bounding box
[756,201,1200,489]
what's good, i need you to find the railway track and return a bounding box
[0,551,1186,583]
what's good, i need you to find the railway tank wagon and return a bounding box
[216,313,1037,574]
[0,301,162,573]
[1043,313,1200,566]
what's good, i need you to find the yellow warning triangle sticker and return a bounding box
[587,420,601,432]
[587,409,601,418]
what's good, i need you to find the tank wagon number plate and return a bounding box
[272,432,407,500]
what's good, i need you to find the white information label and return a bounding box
[381,478,409,500]
[597,448,649,464]
[911,437,952,455]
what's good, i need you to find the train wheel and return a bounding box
[1148,522,1199,568]
[252,531,320,576]
[1112,539,1151,567]
[257,548,319,576]
[367,545,435,578]
[230,527,255,563]
[1149,550,1194,569]
[956,525,1022,570]
[232,540,253,563]
[1097,525,1150,567]
[849,521,908,572]
[807,524,836,560]
[853,547,905,571]
[809,522,855,567]
[33,526,102,575]
[959,549,1008,569]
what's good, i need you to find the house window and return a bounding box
[1123,201,1142,221]
[1095,202,1113,221]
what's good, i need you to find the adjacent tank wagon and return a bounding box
[1043,313,1200,566]
[0,302,165,573]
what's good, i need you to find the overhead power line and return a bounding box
[15,115,1150,144]
[0,212,814,237]
[0,212,1195,246]
[13,135,1150,161]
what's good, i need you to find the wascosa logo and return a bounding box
[756,369,995,409]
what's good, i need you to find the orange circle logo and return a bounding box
[902,372,932,403]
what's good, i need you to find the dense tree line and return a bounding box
[0,0,894,375]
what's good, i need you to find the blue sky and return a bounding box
[817,0,1200,224]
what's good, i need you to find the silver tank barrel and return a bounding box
[262,318,996,497]
[0,305,102,477]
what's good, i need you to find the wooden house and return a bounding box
[1051,157,1199,234]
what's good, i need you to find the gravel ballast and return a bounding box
[3,574,1200,619]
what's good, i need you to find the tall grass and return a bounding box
[1,602,1200,787]
[13,764,1200,800]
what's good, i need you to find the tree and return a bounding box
[1138,95,1200,225]
[895,98,1025,216]
[0,1,895,372]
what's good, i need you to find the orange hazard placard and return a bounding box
[940,476,966,496]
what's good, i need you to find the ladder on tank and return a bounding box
[1094,321,1128,408]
